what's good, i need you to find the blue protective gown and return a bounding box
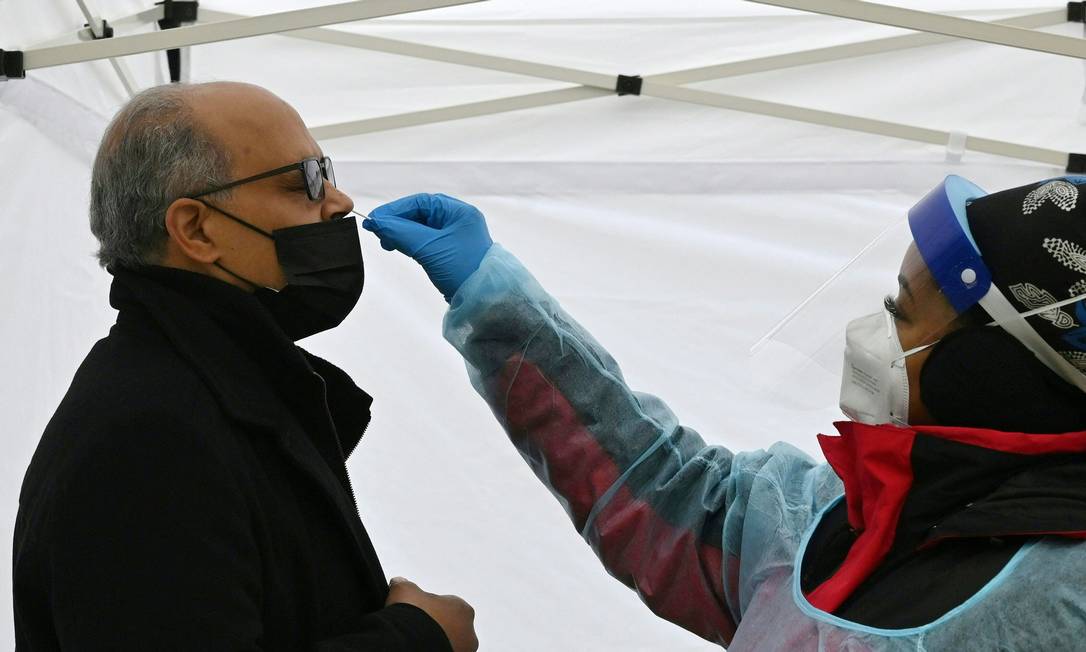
[443,245,1086,650]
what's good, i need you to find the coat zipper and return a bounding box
[344,414,369,461]
[313,370,365,520]
[342,419,369,520]
[304,370,385,588]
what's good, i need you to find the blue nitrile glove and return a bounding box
[363,193,494,302]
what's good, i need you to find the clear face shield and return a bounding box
[750,175,1086,424]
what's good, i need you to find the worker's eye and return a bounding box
[883,295,902,319]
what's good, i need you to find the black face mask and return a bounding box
[202,203,365,341]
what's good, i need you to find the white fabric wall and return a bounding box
[1,2,1083,649]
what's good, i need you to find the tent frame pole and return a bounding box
[310,78,1071,169]
[19,0,486,71]
[746,0,1086,60]
[11,3,1081,169]
[71,0,138,97]
[212,7,1064,168]
[652,9,1065,85]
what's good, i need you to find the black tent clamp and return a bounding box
[156,0,200,83]
[0,0,198,82]
[0,49,25,81]
[1068,153,1086,175]
[1069,2,1086,23]
[0,10,114,82]
[615,74,642,96]
[84,19,114,40]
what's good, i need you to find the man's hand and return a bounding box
[386,577,479,652]
[363,193,493,302]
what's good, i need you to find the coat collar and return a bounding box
[108,264,372,455]
[808,420,1086,612]
[107,265,382,583]
[111,265,289,430]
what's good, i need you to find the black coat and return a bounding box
[13,266,452,651]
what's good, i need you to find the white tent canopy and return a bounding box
[2,1,1085,649]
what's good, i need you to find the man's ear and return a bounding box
[164,198,219,264]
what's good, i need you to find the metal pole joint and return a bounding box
[1070,2,1086,23]
[156,0,199,25]
[0,49,26,81]
[82,19,114,39]
[615,74,643,96]
[155,0,200,83]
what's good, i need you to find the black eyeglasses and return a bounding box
[188,156,336,202]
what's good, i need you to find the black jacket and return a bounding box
[802,421,1086,629]
[13,266,452,651]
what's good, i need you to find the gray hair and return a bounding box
[89,83,231,268]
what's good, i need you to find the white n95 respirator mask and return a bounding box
[840,309,934,426]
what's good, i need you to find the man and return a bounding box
[13,82,477,651]
[363,187,1086,649]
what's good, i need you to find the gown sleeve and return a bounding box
[443,245,842,646]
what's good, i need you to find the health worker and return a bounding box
[363,177,1086,649]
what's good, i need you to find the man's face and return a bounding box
[179,82,354,290]
[888,243,962,424]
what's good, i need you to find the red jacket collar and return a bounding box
[819,421,1086,532]
[807,421,1086,613]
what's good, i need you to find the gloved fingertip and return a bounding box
[380,240,396,252]
[361,217,378,232]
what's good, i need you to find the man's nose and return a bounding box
[322,182,354,221]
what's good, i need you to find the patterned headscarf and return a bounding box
[966,176,1086,378]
